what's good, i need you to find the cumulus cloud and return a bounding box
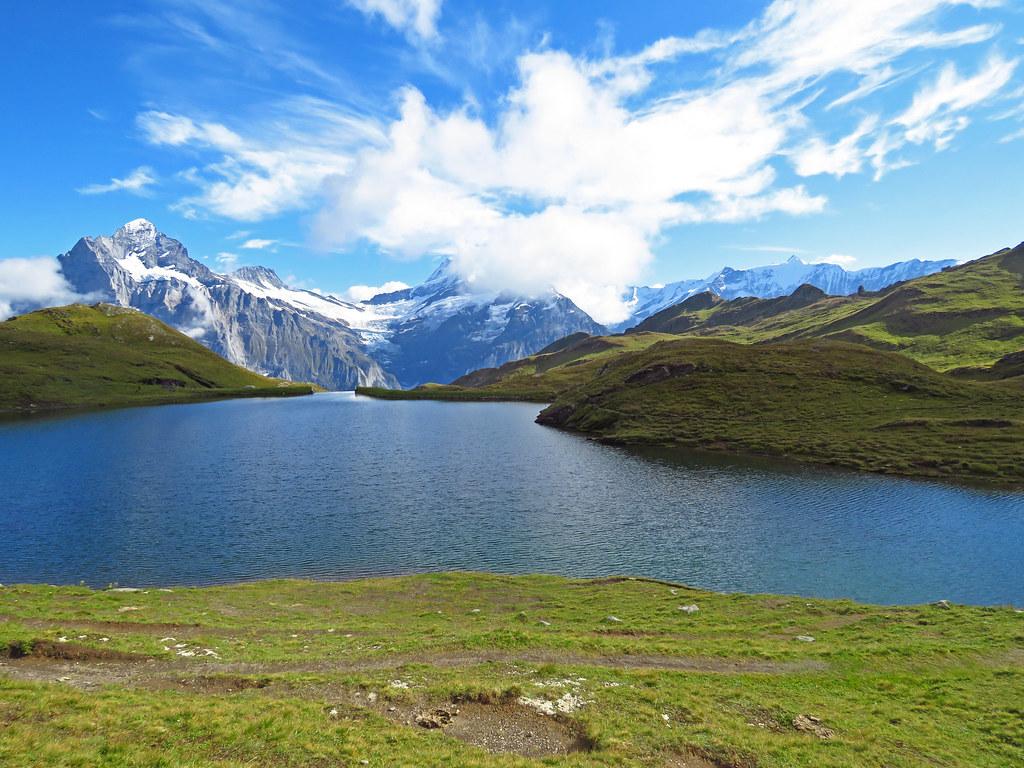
[77,166,157,196]
[143,0,1017,322]
[347,0,442,41]
[312,56,823,323]
[343,281,411,302]
[0,257,92,319]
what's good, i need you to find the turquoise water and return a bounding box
[1,392,1021,605]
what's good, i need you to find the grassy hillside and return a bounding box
[632,244,1024,375]
[0,303,314,413]
[360,337,1024,484]
[0,574,1021,767]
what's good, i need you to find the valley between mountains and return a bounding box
[22,218,955,390]
[359,242,1024,485]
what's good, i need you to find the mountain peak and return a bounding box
[113,218,158,247]
[786,255,804,265]
[232,265,285,289]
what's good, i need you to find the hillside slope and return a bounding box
[359,336,1024,484]
[632,244,1024,375]
[0,304,314,413]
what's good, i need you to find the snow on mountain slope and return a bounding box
[619,255,958,330]
[362,259,606,387]
[58,220,396,389]
[54,222,605,390]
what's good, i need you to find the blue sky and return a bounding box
[2,0,1023,322]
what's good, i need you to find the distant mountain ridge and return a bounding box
[48,219,965,389]
[619,254,957,329]
[55,220,603,389]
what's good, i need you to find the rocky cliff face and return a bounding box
[58,220,395,389]
[55,221,605,389]
[363,259,606,387]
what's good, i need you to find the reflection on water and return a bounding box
[1,392,1021,605]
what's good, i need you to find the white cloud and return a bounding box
[730,0,1000,88]
[240,238,277,249]
[138,109,366,221]
[215,252,240,270]
[343,281,411,302]
[77,166,157,196]
[0,257,93,319]
[894,54,1018,148]
[143,0,1016,322]
[812,253,858,266]
[313,54,825,323]
[347,0,442,41]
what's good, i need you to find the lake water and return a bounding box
[1,393,1022,605]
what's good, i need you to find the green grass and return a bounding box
[633,244,1024,375]
[358,246,1024,485]
[359,337,1024,485]
[0,574,1021,767]
[0,303,315,413]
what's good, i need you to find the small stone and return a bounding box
[933,599,952,609]
[367,692,378,703]
[328,708,339,718]
[538,620,551,626]
[605,616,622,623]
[360,761,369,765]
[387,706,396,712]
[678,604,699,614]
[107,587,141,593]
[470,608,481,613]
[795,635,815,642]
[415,708,454,729]
[794,713,835,739]
[118,606,141,613]
[661,713,670,722]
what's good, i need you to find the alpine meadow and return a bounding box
[1,2,1023,767]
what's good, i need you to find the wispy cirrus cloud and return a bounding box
[347,0,443,42]
[77,166,157,196]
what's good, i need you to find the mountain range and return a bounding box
[50,219,957,389]
[617,254,958,329]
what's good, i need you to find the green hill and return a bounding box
[632,243,1024,376]
[1,574,1022,767]
[0,303,315,413]
[359,336,1024,484]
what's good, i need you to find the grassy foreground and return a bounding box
[0,303,314,413]
[0,574,1022,767]
[359,337,1024,485]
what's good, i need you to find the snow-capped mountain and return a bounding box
[364,259,605,387]
[619,255,957,330]
[55,220,603,389]
[58,220,395,389]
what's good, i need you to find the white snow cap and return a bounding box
[114,218,158,245]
